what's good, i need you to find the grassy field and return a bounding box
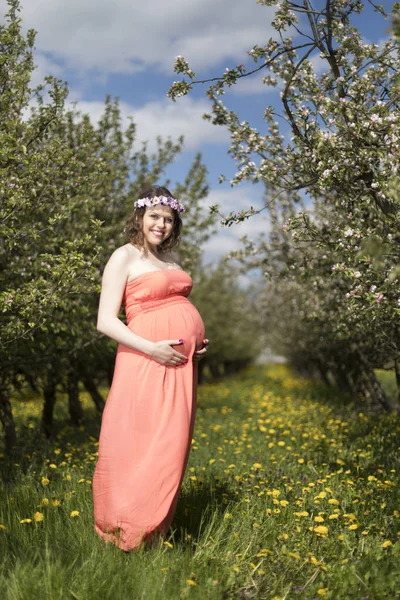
[1,364,399,600]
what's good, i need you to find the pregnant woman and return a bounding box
[92,185,208,551]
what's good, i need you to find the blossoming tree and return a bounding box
[168,0,400,407]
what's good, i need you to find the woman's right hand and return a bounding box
[150,340,187,367]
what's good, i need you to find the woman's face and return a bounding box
[142,205,175,249]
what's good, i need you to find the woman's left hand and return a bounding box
[193,339,209,363]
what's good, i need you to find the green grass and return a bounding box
[1,364,399,600]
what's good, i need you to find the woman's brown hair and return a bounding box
[124,185,182,253]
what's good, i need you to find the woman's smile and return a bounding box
[142,205,175,248]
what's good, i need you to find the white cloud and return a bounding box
[202,187,270,263]
[232,75,273,95]
[29,53,64,87]
[69,95,229,152]
[0,0,275,76]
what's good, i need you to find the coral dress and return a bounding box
[92,269,205,551]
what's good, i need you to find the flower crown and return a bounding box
[134,195,185,214]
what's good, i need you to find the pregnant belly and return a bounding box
[128,297,205,358]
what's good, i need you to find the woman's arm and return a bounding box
[96,247,187,366]
[96,247,153,355]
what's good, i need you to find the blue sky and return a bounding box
[1,0,395,265]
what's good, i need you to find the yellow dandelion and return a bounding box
[338,535,344,541]
[64,475,71,481]
[317,589,328,595]
[314,516,325,523]
[186,579,197,585]
[0,524,7,531]
[51,499,61,507]
[41,498,49,507]
[20,519,32,524]
[33,512,44,522]
[328,498,339,505]
[253,463,262,469]
[289,552,300,560]
[271,489,280,497]
[328,514,339,520]
[224,513,233,519]
[41,477,50,486]
[297,458,305,464]
[163,541,173,548]
[70,510,80,518]
[49,464,57,469]
[348,524,359,530]
[313,525,329,536]
[381,540,392,548]
[279,500,289,507]
[161,567,169,572]
[295,511,309,518]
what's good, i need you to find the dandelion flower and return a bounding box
[33,512,44,522]
[70,510,80,518]
[20,519,32,524]
[41,477,50,486]
[382,540,392,548]
[186,579,197,585]
[313,525,329,536]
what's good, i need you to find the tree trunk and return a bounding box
[209,362,221,380]
[395,359,400,407]
[67,370,84,424]
[363,366,391,411]
[82,375,105,413]
[331,362,353,395]
[358,353,391,410]
[197,361,206,385]
[0,385,17,452]
[41,368,57,438]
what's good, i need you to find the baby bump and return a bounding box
[128,298,205,357]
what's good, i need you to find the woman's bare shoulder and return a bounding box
[110,243,142,261]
